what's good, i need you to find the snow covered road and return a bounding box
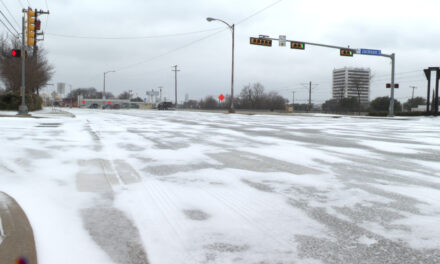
[1,109,440,264]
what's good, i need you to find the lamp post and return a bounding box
[103,70,115,102]
[206,17,235,113]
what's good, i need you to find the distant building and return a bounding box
[332,67,370,104]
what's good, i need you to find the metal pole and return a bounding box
[388,53,395,116]
[426,70,431,113]
[172,65,178,107]
[292,91,295,105]
[175,66,177,106]
[230,24,235,113]
[18,13,28,114]
[308,81,312,112]
[435,69,439,116]
[410,86,417,100]
[103,72,106,101]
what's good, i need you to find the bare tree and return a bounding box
[351,72,372,115]
[0,35,54,95]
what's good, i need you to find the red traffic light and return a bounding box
[386,83,399,88]
[11,49,21,58]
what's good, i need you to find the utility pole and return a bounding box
[172,65,180,107]
[292,91,295,105]
[410,86,417,100]
[18,12,27,115]
[308,81,312,112]
[103,70,115,102]
[388,53,396,116]
[159,86,162,102]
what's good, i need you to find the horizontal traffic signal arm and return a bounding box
[250,37,272,47]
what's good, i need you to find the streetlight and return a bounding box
[103,70,115,101]
[206,17,235,113]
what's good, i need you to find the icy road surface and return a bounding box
[1,109,440,264]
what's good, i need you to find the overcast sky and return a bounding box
[2,0,440,104]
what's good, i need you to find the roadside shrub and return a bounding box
[0,93,43,111]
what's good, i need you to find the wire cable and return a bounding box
[0,0,20,28]
[0,9,20,35]
[46,27,224,40]
[115,28,227,72]
[235,0,284,25]
[114,0,286,71]
[16,0,24,9]
[44,0,49,31]
[0,17,19,37]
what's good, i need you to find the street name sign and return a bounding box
[279,35,286,47]
[360,49,382,55]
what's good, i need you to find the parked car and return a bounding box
[130,103,139,109]
[157,102,174,110]
[103,104,112,109]
[121,103,130,109]
[88,103,99,109]
[112,104,121,109]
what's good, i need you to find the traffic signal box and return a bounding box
[26,9,36,46]
[290,42,305,50]
[386,83,399,88]
[250,37,272,47]
[340,49,354,57]
[11,49,21,58]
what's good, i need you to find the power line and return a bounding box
[108,0,285,72]
[0,9,20,35]
[235,0,284,25]
[16,0,24,9]
[372,70,421,79]
[0,17,18,37]
[44,0,49,31]
[115,29,226,72]
[0,0,20,28]
[46,27,224,40]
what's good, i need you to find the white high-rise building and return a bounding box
[332,67,370,104]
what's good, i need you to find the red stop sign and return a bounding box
[218,94,225,101]
[82,100,85,104]
[107,101,111,104]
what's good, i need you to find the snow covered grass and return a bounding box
[0,109,439,263]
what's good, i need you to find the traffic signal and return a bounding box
[26,8,36,46]
[386,83,399,88]
[290,42,305,50]
[11,49,21,58]
[250,37,272,47]
[340,49,354,56]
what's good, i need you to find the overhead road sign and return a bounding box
[250,37,272,47]
[360,49,381,55]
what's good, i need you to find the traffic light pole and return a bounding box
[18,12,28,115]
[258,36,396,116]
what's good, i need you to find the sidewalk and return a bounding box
[0,192,37,264]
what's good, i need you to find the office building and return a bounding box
[332,67,370,104]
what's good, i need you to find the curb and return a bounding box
[0,192,37,264]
